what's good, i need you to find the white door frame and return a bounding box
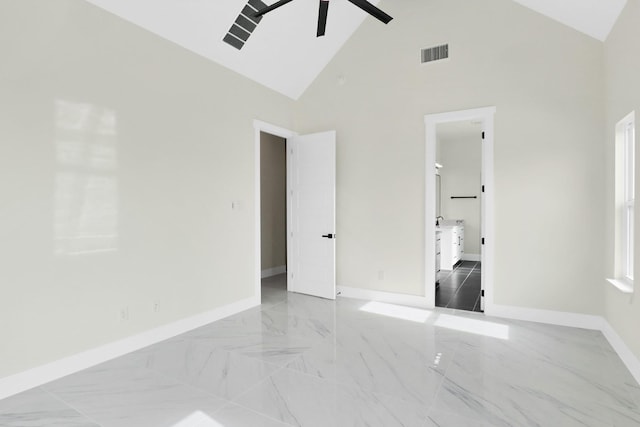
[253,120,297,302]
[424,107,496,311]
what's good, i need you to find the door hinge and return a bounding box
[482,131,485,140]
[482,185,485,193]
[481,290,485,297]
[481,237,485,245]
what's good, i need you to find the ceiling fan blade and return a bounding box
[253,0,295,18]
[317,0,329,37]
[346,0,392,24]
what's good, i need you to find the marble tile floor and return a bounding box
[2,274,640,426]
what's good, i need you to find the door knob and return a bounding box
[322,234,334,239]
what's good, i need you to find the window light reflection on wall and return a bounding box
[54,99,119,255]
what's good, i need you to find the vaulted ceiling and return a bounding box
[85,0,627,100]
[512,0,626,41]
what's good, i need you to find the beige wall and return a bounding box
[438,133,482,256]
[260,132,287,270]
[0,1,294,378]
[604,0,640,362]
[293,0,605,313]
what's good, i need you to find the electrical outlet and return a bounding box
[118,306,129,322]
[153,302,159,313]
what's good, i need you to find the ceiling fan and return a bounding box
[254,0,393,37]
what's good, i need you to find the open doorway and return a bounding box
[425,107,495,314]
[260,131,288,304]
[254,120,337,305]
[253,120,296,306]
[435,121,483,312]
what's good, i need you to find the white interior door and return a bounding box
[287,131,336,300]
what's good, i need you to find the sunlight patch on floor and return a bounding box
[172,411,225,427]
[359,301,432,323]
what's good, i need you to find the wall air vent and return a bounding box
[421,44,449,63]
[223,0,268,50]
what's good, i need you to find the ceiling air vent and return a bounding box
[421,44,449,64]
[223,0,268,50]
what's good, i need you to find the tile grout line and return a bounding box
[216,363,298,427]
[439,261,482,312]
[445,263,475,309]
[219,401,296,427]
[222,363,294,421]
[138,350,250,409]
[40,386,105,427]
[137,323,296,424]
[472,292,481,312]
[439,262,464,308]
[144,344,292,426]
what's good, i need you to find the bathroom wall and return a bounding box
[438,129,482,257]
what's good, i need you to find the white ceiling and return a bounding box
[84,0,627,100]
[512,0,627,41]
[85,0,381,100]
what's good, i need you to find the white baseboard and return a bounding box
[0,295,260,401]
[342,294,639,385]
[3,293,638,401]
[462,253,481,262]
[600,320,640,385]
[337,286,432,309]
[486,303,640,386]
[261,265,286,278]
[485,303,604,330]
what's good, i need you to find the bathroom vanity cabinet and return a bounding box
[439,223,464,270]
